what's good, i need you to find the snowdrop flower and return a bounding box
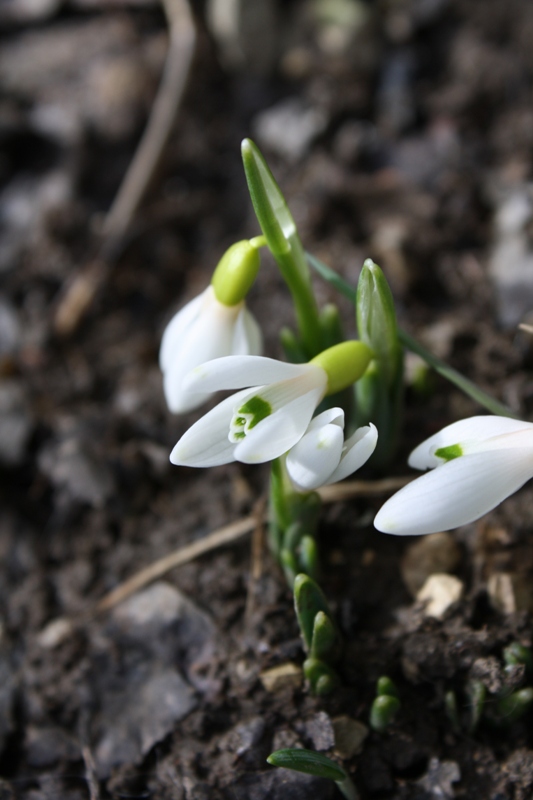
[171,341,372,467]
[160,240,263,413]
[286,408,378,490]
[374,415,533,536]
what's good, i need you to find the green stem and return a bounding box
[306,252,518,419]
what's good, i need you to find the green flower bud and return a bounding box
[211,239,263,306]
[311,341,373,395]
[356,259,401,388]
[311,610,338,662]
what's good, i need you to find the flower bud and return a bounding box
[310,341,373,395]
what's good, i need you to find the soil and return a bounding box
[1,0,533,797]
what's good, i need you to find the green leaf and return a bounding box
[311,610,338,661]
[496,687,533,724]
[267,748,347,781]
[303,657,339,694]
[294,574,331,651]
[503,643,533,675]
[467,679,486,733]
[370,695,400,732]
[306,251,518,419]
[298,535,320,581]
[376,676,399,698]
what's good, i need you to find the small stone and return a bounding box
[253,98,328,162]
[37,617,74,649]
[416,574,463,618]
[487,572,533,614]
[401,533,461,597]
[417,757,460,799]
[332,716,369,758]
[299,711,335,752]
[259,663,302,692]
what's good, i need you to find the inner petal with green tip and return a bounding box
[434,443,463,462]
[229,395,272,442]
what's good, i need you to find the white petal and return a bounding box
[374,447,533,536]
[159,289,206,372]
[307,407,345,432]
[184,356,320,395]
[233,307,263,356]
[234,385,325,463]
[327,423,378,484]
[170,389,251,467]
[163,300,240,413]
[409,416,533,470]
[286,423,344,490]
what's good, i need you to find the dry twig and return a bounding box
[54,0,196,336]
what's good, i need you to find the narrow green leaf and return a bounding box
[298,535,320,581]
[467,679,486,733]
[267,748,346,781]
[306,252,517,419]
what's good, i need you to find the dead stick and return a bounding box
[54,0,196,336]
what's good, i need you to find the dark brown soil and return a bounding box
[1,0,533,797]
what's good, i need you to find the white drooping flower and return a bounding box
[374,415,533,536]
[170,355,328,466]
[170,341,373,468]
[160,285,262,414]
[286,408,378,490]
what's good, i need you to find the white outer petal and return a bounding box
[159,290,206,372]
[234,384,326,463]
[409,416,533,470]
[286,423,344,490]
[184,356,320,395]
[170,388,251,467]
[374,447,533,536]
[233,307,263,356]
[163,300,240,413]
[326,423,378,484]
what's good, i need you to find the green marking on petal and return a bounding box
[434,443,463,461]
[229,394,273,443]
[237,395,272,429]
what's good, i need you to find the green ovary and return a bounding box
[434,443,463,461]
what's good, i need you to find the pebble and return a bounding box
[253,98,328,162]
[401,533,461,597]
[487,572,533,614]
[332,715,368,758]
[298,711,335,752]
[417,757,460,799]
[416,573,464,618]
[259,662,302,692]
